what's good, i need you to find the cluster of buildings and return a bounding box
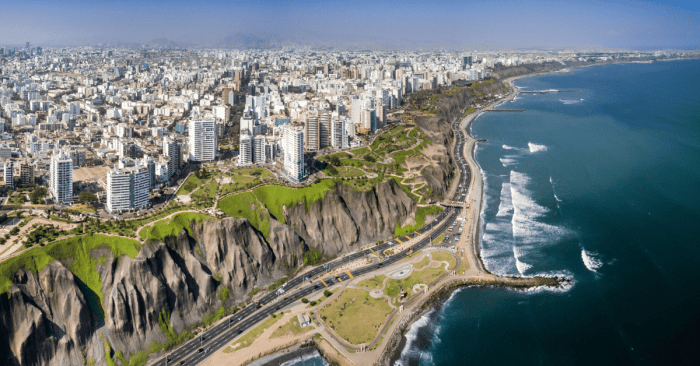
[1,44,676,213]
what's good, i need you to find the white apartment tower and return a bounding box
[282,127,306,182]
[305,116,319,151]
[106,166,150,213]
[331,118,348,149]
[253,136,266,164]
[238,133,253,165]
[188,117,217,162]
[50,149,73,203]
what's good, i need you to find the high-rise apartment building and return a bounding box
[282,127,306,182]
[253,136,266,164]
[320,113,330,148]
[20,161,33,186]
[3,161,13,188]
[331,118,348,149]
[163,136,180,182]
[305,116,319,151]
[238,133,253,165]
[50,149,73,203]
[188,117,217,162]
[106,166,150,213]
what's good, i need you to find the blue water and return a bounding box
[397,60,700,365]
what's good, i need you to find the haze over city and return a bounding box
[2,0,699,49]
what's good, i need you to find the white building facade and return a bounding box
[188,117,216,162]
[282,126,306,182]
[106,166,150,213]
[50,149,73,203]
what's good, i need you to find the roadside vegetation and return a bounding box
[231,312,286,350]
[394,205,443,237]
[270,316,314,339]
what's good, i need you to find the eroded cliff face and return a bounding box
[0,263,95,366]
[0,217,306,366]
[285,180,416,255]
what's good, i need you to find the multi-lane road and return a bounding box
[155,112,472,366]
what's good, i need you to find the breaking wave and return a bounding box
[500,157,519,167]
[280,351,328,366]
[581,249,603,272]
[515,257,534,274]
[496,182,513,217]
[395,310,436,366]
[560,99,582,105]
[528,142,548,153]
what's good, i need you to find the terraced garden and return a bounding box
[219,168,276,196]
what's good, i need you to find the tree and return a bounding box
[30,187,47,204]
[303,247,322,266]
[329,156,341,166]
[78,190,98,204]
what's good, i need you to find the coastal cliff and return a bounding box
[286,180,416,254]
[0,179,419,365]
[0,218,302,366]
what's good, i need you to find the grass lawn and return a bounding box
[0,234,141,321]
[176,171,216,195]
[217,180,339,237]
[356,275,386,289]
[220,168,276,196]
[318,288,393,344]
[232,313,285,350]
[394,205,443,238]
[384,266,445,305]
[270,316,314,339]
[191,175,219,200]
[73,206,97,214]
[456,256,470,274]
[431,234,445,245]
[430,251,457,270]
[413,256,431,270]
[146,212,215,242]
[217,191,272,238]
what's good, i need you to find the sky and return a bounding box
[1,0,698,49]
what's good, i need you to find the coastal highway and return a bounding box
[155,114,472,366]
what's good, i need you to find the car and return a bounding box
[179,362,186,365]
[198,348,204,353]
[205,348,211,353]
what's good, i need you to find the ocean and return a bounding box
[395,59,700,365]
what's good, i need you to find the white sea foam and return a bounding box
[496,182,513,217]
[582,249,603,272]
[280,351,328,366]
[528,142,548,153]
[396,310,435,366]
[559,99,581,105]
[510,171,570,242]
[515,257,533,274]
[500,157,518,167]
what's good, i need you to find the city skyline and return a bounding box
[1,0,699,50]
